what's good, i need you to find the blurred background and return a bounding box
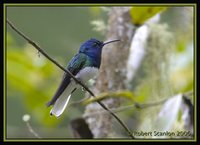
[6,6,194,139]
[6,6,107,138]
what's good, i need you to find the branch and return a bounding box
[7,19,134,139]
[134,91,193,109]
[82,99,167,118]
[82,91,193,117]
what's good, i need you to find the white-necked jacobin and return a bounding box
[47,38,120,117]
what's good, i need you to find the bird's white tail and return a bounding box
[50,81,76,117]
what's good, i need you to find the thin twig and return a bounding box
[22,114,41,138]
[131,91,193,110]
[7,19,134,139]
[83,100,167,118]
[134,99,167,109]
[26,122,41,139]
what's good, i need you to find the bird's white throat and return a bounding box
[76,67,99,83]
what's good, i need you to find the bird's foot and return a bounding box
[75,78,87,92]
[82,87,86,92]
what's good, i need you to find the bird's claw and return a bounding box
[82,87,86,92]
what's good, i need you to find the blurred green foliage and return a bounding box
[7,33,60,126]
[6,6,107,138]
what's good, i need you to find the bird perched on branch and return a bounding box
[47,38,120,117]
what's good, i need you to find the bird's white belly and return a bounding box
[76,67,98,82]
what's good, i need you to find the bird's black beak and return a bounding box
[103,39,120,46]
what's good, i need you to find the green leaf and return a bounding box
[130,7,167,25]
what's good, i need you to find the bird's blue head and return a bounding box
[79,38,120,58]
[79,38,104,58]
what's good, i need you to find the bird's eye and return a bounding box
[92,42,98,47]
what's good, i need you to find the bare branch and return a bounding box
[134,91,193,109]
[82,91,193,117]
[7,19,134,139]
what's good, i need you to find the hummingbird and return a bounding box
[47,38,120,117]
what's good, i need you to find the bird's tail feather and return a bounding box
[50,81,76,117]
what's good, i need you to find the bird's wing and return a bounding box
[67,53,88,76]
[46,53,87,107]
